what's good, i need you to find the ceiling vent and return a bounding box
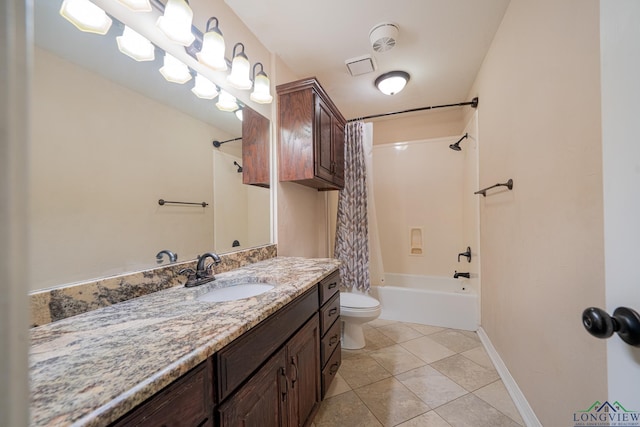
[345,54,377,76]
[369,22,399,53]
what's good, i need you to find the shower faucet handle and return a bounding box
[457,247,472,263]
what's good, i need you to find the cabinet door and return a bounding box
[217,348,288,427]
[287,316,321,427]
[314,95,334,183]
[332,120,345,187]
[242,106,270,188]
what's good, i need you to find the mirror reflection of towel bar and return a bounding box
[158,199,208,207]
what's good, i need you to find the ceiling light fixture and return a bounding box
[116,26,155,61]
[191,73,219,99]
[375,71,410,95]
[197,17,227,71]
[216,90,239,112]
[227,43,252,90]
[116,0,151,12]
[156,0,195,46]
[159,52,192,84]
[250,63,273,104]
[59,0,112,35]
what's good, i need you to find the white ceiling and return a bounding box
[225,0,511,120]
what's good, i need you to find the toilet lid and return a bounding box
[340,292,379,309]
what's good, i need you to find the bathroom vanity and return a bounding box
[29,257,341,426]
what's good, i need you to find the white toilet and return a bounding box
[340,292,382,350]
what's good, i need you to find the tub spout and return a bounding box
[454,271,470,279]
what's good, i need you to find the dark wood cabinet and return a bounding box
[111,269,341,427]
[277,77,346,191]
[110,360,213,427]
[242,106,270,188]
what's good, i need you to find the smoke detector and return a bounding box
[369,22,399,53]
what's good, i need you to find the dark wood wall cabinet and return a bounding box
[242,106,270,188]
[109,270,340,427]
[277,77,346,191]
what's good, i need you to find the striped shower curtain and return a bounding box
[335,121,370,291]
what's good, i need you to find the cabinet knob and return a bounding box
[582,306,640,347]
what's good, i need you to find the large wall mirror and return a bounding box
[30,0,271,291]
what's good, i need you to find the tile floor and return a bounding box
[311,319,524,427]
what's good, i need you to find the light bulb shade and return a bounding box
[375,71,410,95]
[116,0,151,12]
[156,0,195,46]
[235,109,243,121]
[216,90,239,112]
[59,0,112,35]
[117,26,155,61]
[197,18,227,71]
[227,44,252,90]
[250,71,273,104]
[159,53,192,84]
[191,73,219,99]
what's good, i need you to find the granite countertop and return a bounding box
[29,257,340,426]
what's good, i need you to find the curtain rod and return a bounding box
[348,97,479,123]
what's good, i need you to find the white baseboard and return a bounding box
[477,327,542,427]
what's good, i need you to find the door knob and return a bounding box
[582,306,640,347]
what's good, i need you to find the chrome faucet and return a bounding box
[453,271,470,279]
[180,252,222,287]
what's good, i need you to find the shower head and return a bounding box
[449,133,468,151]
[233,161,243,173]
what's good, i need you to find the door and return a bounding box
[287,317,320,427]
[600,0,640,408]
[217,347,288,427]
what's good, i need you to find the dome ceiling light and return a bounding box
[375,71,410,96]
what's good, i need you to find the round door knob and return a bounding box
[582,306,640,347]
[582,307,615,338]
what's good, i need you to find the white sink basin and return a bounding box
[196,283,274,302]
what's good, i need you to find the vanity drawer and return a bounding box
[110,360,212,427]
[318,270,340,306]
[319,292,340,336]
[215,286,319,402]
[320,317,341,368]
[321,342,341,399]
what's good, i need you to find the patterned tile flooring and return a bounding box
[311,319,524,427]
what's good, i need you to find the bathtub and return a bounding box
[371,273,479,331]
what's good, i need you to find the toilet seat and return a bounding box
[340,292,380,309]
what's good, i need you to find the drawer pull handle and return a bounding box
[328,282,337,289]
[328,308,338,316]
[329,335,338,346]
[329,362,340,375]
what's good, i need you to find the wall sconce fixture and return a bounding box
[235,108,243,121]
[159,52,192,84]
[227,43,252,90]
[156,0,195,46]
[216,90,239,112]
[197,17,227,71]
[191,73,219,99]
[116,26,155,61]
[116,0,151,12]
[375,70,410,95]
[59,0,112,35]
[250,62,273,104]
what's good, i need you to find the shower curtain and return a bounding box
[335,121,381,291]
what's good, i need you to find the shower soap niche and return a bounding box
[410,227,424,256]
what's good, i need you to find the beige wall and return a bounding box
[371,109,465,145]
[30,48,225,290]
[469,1,606,424]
